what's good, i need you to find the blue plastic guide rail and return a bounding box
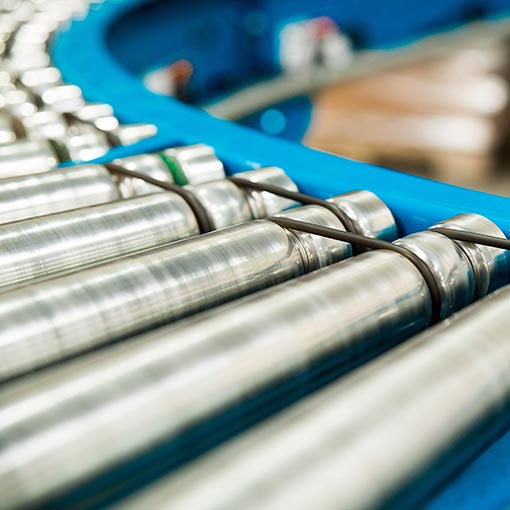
[51,1,510,508]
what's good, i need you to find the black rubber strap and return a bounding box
[228,176,362,247]
[269,216,443,325]
[432,228,510,250]
[104,163,214,233]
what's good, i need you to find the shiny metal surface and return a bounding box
[0,193,198,292]
[395,230,474,319]
[184,179,253,229]
[104,122,158,146]
[112,153,174,198]
[0,87,37,119]
[0,209,348,383]
[328,189,398,241]
[0,138,57,177]
[16,109,68,141]
[234,166,298,216]
[0,165,120,225]
[0,111,16,143]
[39,83,85,113]
[276,205,350,271]
[53,124,110,162]
[183,167,300,230]
[124,287,510,510]
[431,214,510,298]
[160,143,226,184]
[70,102,116,125]
[0,167,301,292]
[18,66,62,94]
[0,250,431,510]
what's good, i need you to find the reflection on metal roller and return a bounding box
[0,143,223,225]
[1,1,510,509]
[117,287,510,510]
[0,214,506,510]
[0,167,295,292]
[0,187,396,383]
[0,165,120,224]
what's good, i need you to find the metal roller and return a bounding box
[18,66,62,97]
[67,102,116,127]
[183,179,253,229]
[0,1,157,156]
[0,193,198,292]
[395,230,474,319]
[432,214,510,297]
[183,167,298,229]
[0,167,297,292]
[0,143,223,225]
[102,122,158,146]
[50,123,111,162]
[0,165,121,225]
[112,153,175,198]
[234,166,298,217]
[0,86,37,121]
[0,111,16,143]
[0,198,376,383]
[0,215,504,510]
[119,287,510,510]
[159,143,226,184]
[0,138,57,177]
[14,109,68,141]
[328,189,398,242]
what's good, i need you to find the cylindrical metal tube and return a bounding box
[395,230,474,319]
[122,287,510,510]
[0,193,198,292]
[0,207,348,382]
[0,165,121,225]
[328,190,398,242]
[0,210,506,509]
[0,111,16,143]
[0,250,429,510]
[0,138,57,177]
[51,125,110,162]
[159,144,225,185]
[0,167,300,290]
[234,167,298,217]
[432,214,510,298]
[112,153,174,198]
[183,179,253,229]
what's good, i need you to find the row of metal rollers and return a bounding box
[1,0,157,175]
[1,1,510,508]
[0,134,508,509]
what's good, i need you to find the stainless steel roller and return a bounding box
[0,111,16,143]
[0,167,297,291]
[0,164,121,225]
[0,193,198,292]
[120,287,510,510]
[0,138,57,177]
[0,204,352,383]
[0,143,224,225]
[159,144,226,185]
[0,215,505,510]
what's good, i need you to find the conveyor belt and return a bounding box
[0,1,509,509]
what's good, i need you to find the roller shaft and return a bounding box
[0,193,198,292]
[0,208,348,382]
[0,250,429,510]
[120,287,510,510]
[0,165,120,225]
